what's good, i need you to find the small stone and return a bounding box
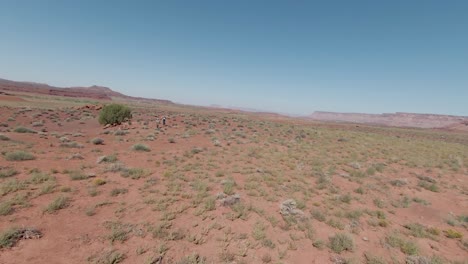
[219,194,241,206]
[362,237,369,241]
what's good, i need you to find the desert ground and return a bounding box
[0,94,467,264]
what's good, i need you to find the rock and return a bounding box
[280,199,304,217]
[219,194,241,206]
[339,173,350,178]
[348,162,361,169]
[216,192,227,200]
[104,124,111,129]
[390,178,408,186]
[330,255,347,264]
[362,237,369,241]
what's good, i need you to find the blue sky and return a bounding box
[0,1,467,116]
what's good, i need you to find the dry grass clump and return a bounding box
[0,227,42,248]
[13,126,37,134]
[5,151,35,161]
[44,196,70,213]
[444,229,463,239]
[329,233,354,253]
[87,249,126,264]
[0,167,18,178]
[132,143,150,152]
[91,137,104,145]
[385,232,419,255]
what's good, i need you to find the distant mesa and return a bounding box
[306,111,468,129]
[0,77,173,104]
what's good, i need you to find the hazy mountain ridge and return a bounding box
[0,78,173,104]
[1,77,467,129]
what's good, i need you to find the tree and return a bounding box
[98,104,132,125]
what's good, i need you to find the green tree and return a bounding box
[98,104,132,125]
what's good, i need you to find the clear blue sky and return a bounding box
[0,1,467,116]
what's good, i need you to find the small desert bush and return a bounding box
[13,127,36,134]
[105,162,127,173]
[29,172,54,184]
[252,222,267,240]
[31,121,43,127]
[223,180,236,195]
[404,223,439,240]
[0,202,13,216]
[311,209,327,222]
[68,171,87,180]
[114,130,128,136]
[91,138,104,145]
[120,168,146,179]
[204,197,216,211]
[444,229,463,239]
[132,143,150,152]
[88,249,126,264]
[98,104,132,125]
[0,168,18,178]
[0,179,26,196]
[329,233,354,253]
[93,178,106,186]
[386,232,419,255]
[60,142,84,148]
[364,253,387,264]
[418,181,439,192]
[0,134,10,141]
[5,151,35,161]
[110,188,128,196]
[0,227,41,248]
[44,196,70,213]
[97,154,118,164]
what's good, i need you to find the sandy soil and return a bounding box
[0,102,467,264]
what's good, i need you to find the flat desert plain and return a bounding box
[0,96,467,264]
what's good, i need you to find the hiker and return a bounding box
[162,116,166,126]
[155,116,160,129]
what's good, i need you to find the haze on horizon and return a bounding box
[0,1,467,116]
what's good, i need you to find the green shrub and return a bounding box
[329,233,354,253]
[5,151,35,161]
[0,134,10,141]
[98,104,132,125]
